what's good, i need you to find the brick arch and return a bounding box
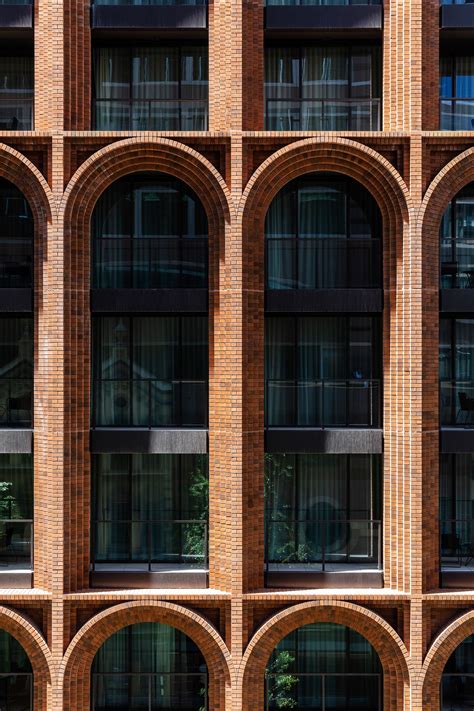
[0,142,53,225]
[421,608,474,710]
[0,605,53,711]
[238,600,412,711]
[60,600,232,711]
[57,137,233,591]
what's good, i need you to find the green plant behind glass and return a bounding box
[266,651,298,709]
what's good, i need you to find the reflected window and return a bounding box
[265,175,381,289]
[0,179,33,289]
[93,45,208,130]
[440,317,474,425]
[0,455,32,570]
[265,45,381,131]
[92,315,208,427]
[440,454,474,567]
[265,316,381,427]
[0,318,33,427]
[440,183,474,288]
[0,629,32,710]
[266,622,382,710]
[91,623,207,711]
[441,55,474,130]
[0,55,33,130]
[92,453,208,570]
[442,634,474,709]
[265,453,382,570]
[92,174,208,289]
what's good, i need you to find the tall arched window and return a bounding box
[92,174,208,289]
[91,623,207,710]
[0,628,32,709]
[0,179,33,289]
[265,174,381,290]
[266,622,382,710]
[440,182,474,289]
[441,634,474,709]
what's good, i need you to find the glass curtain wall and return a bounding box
[0,56,33,130]
[92,174,208,289]
[0,455,32,568]
[0,318,33,427]
[440,317,474,425]
[265,45,381,131]
[265,622,382,710]
[93,46,208,130]
[266,0,380,5]
[442,634,474,710]
[265,453,382,569]
[92,316,208,427]
[0,179,33,289]
[94,0,206,5]
[265,316,381,427]
[265,175,381,289]
[0,629,32,710]
[441,55,474,130]
[440,183,474,288]
[92,453,208,569]
[92,623,207,711]
[440,454,474,565]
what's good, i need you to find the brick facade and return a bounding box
[0,0,473,708]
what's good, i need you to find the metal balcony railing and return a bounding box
[440,99,474,131]
[92,673,208,711]
[92,379,208,428]
[440,381,474,426]
[265,673,382,711]
[441,237,474,288]
[265,237,381,289]
[265,518,382,572]
[0,379,32,427]
[265,378,381,428]
[265,98,381,131]
[91,519,208,570]
[440,518,474,567]
[93,99,208,131]
[0,519,32,569]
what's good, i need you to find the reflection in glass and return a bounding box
[441,55,474,130]
[439,318,474,425]
[92,623,207,711]
[265,453,382,569]
[93,174,208,289]
[266,622,382,710]
[265,316,381,427]
[440,183,474,288]
[265,45,381,130]
[0,318,33,427]
[0,454,32,569]
[0,629,32,710]
[0,179,33,289]
[93,46,208,130]
[0,56,33,130]
[92,316,208,427]
[265,175,381,289]
[92,453,208,569]
[442,635,474,710]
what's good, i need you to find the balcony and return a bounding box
[441,1,474,30]
[92,673,208,711]
[265,518,382,588]
[91,0,207,30]
[0,518,32,587]
[265,97,381,131]
[440,518,474,587]
[91,518,208,588]
[265,0,382,31]
[0,0,32,29]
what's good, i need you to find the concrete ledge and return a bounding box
[441,289,474,312]
[266,570,383,589]
[0,571,32,589]
[0,289,32,312]
[265,5,382,30]
[0,5,32,28]
[441,5,474,29]
[265,428,383,453]
[90,570,208,589]
[265,288,382,313]
[91,428,208,453]
[0,429,32,453]
[91,288,207,313]
[92,4,207,29]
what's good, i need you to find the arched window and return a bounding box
[441,634,474,709]
[0,628,32,709]
[266,622,382,710]
[440,182,474,289]
[265,175,381,290]
[0,179,33,289]
[92,174,208,289]
[91,623,207,710]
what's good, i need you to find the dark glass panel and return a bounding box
[0,179,33,289]
[440,182,474,289]
[0,57,33,131]
[0,318,33,427]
